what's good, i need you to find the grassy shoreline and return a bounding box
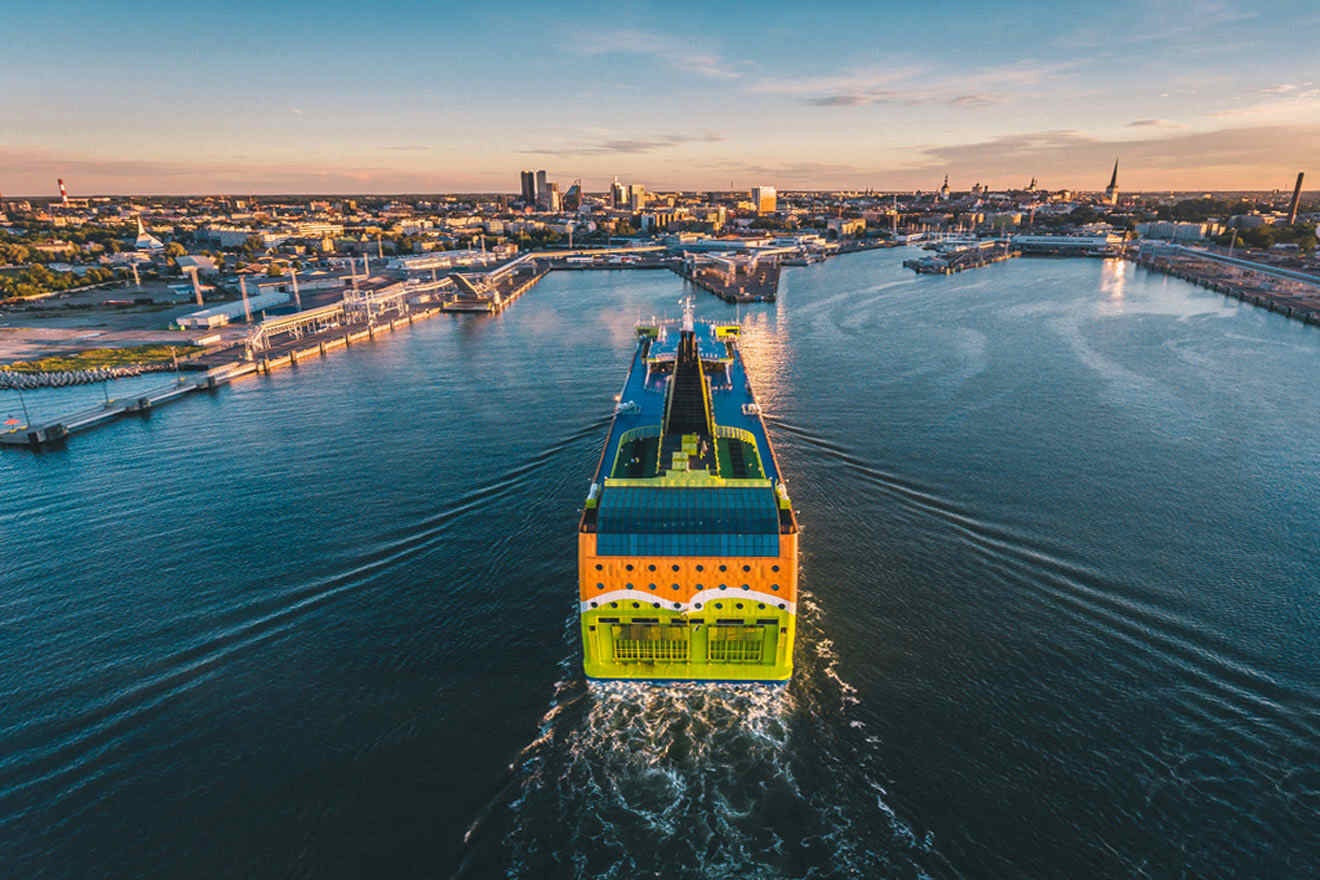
[1,344,204,374]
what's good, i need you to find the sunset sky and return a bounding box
[4,0,1318,194]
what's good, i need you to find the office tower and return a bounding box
[628,183,646,212]
[751,185,777,214]
[1287,172,1304,224]
[520,170,536,204]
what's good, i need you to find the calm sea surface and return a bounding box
[2,249,1318,878]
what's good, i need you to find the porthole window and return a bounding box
[648,583,656,590]
[771,584,779,591]
[671,583,680,591]
[596,583,604,590]
[648,564,656,571]
[652,602,660,608]
[719,584,727,591]
[771,564,780,572]
[742,564,751,572]
[757,603,765,609]
[719,564,727,572]
[626,564,634,571]
[778,603,786,609]
[696,564,704,572]
[696,583,704,590]
[671,564,680,572]
[626,583,634,589]
[741,584,750,591]
[695,602,703,609]
[715,602,723,609]
[632,602,640,608]
[610,602,618,608]
[673,602,681,609]
[590,601,597,608]
[736,603,744,610]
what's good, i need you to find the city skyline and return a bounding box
[5,0,1320,194]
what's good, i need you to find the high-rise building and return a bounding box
[564,182,582,212]
[628,184,646,212]
[751,185,777,214]
[1104,159,1119,205]
[535,170,548,204]
[520,170,536,204]
[611,177,627,209]
[547,182,562,213]
[1287,172,1304,225]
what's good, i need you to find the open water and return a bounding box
[2,248,1318,878]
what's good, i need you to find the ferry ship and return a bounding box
[577,302,798,682]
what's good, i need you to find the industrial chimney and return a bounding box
[58,178,69,204]
[1287,172,1304,225]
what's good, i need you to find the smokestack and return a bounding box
[1287,172,1304,225]
[58,178,68,204]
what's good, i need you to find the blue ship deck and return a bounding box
[593,321,782,487]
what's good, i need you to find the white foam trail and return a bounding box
[456,598,948,879]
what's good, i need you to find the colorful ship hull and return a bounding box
[577,310,798,682]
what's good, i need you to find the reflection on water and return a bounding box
[2,251,1318,879]
[1100,256,1127,305]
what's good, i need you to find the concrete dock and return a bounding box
[1127,245,1320,326]
[1,305,450,449]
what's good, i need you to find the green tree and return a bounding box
[241,235,266,258]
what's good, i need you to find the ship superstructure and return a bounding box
[578,305,798,682]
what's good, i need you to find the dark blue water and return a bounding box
[3,250,1318,878]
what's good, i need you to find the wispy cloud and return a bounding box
[0,147,459,194]
[578,29,742,80]
[1053,1,1256,49]
[521,132,724,157]
[1213,83,1320,124]
[381,145,431,151]
[761,61,1069,110]
[948,94,998,108]
[909,124,1320,187]
[1126,119,1181,128]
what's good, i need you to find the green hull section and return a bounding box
[580,610,795,682]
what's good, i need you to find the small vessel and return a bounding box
[577,301,799,682]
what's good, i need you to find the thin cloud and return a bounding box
[381,145,431,151]
[578,29,741,80]
[775,61,1069,110]
[949,94,998,108]
[521,132,724,157]
[909,124,1320,187]
[1126,119,1181,128]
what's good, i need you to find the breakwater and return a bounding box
[0,362,182,390]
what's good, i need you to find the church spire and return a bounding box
[1104,158,1120,204]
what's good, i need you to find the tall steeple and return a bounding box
[1104,158,1119,205]
[939,174,951,200]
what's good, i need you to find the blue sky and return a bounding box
[3,0,1318,193]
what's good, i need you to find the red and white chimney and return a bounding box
[58,179,69,204]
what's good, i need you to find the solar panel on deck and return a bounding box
[595,486,780,556]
